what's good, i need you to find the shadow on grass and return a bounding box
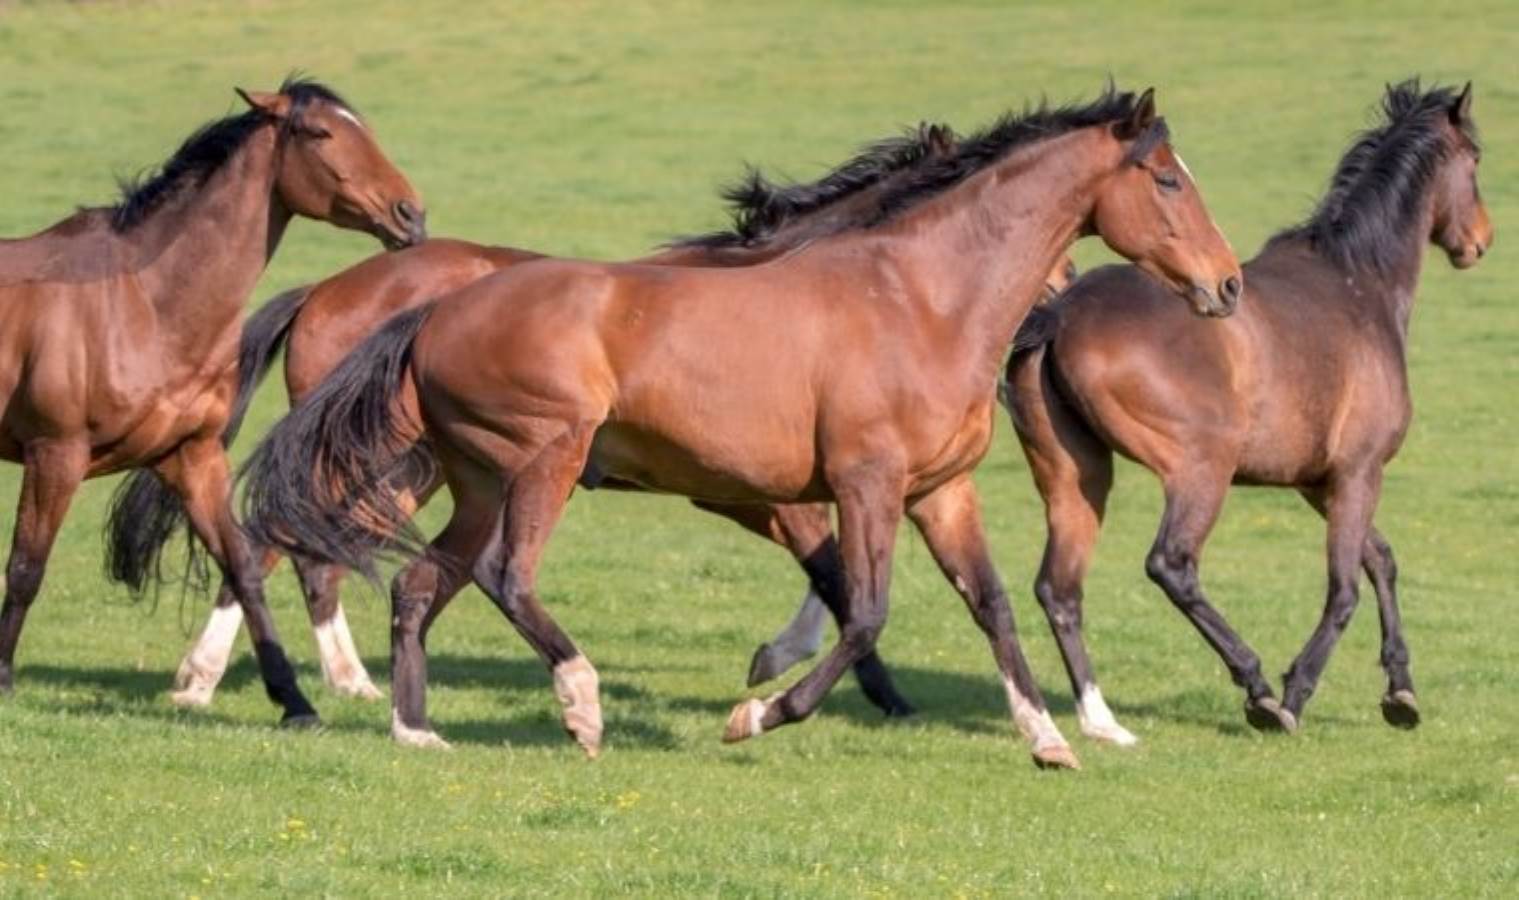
[10,654,1363,749]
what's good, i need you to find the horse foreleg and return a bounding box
[156,438,318,727]
[722,465,901,743]
[693,500,915,716]
[1282,470,1381,723]
[0,440,88,692]
[909,475,1078,769]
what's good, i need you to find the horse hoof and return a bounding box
[746,644,784,687]
[722,698,768,744]
[280,712,323,731]
[391,711,451,749]
[881,698,917,719]
[1081,722,1140,747]
[563,713,603,760]
[1244,697,1298,733]
[339,681,384,701]
[169,686,214,709]
[1032,743,1081,771]
[1381,690,1420,729]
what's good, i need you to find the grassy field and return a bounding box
[1,0,1517,895]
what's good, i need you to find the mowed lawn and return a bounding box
[1,0,1517,895]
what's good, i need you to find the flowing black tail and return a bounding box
[103,285,312,595]
[239,304,438,583]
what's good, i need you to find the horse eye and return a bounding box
[1154,171,1182,192]
[298,124,332,140]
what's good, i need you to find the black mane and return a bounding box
[868,87,1165,227]
[1273,79,1477,275]
[671,126,953,249]
[110,75,354,232]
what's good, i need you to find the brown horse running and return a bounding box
[244,88,1242,769]
[0,77,424,727]
[164,124,1065,716]
[1004,80,1490,741]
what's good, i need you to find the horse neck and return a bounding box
[874,129,1103,381]
[1373,207,1435,343]
[130,126,292,363]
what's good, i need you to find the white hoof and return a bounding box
[169,683,215,709]
[1076,687,1137,746]
[553,656,603,759]
[1080,720,1139,747]
[391,711,451,749]
[332,677,384,701]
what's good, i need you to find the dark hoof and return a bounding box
[880,698,917,718]
[280,712,323,731]
[746,643,779,687]
[1381,690,1420,729]
[1244,697,1298,733]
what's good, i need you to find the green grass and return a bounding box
[2,0,1518,895]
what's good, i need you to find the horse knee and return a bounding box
[4,556,45,603]
[1033,577,1082,631]
[840,604,887,655]
[1145,547,1194,597]
[1366,537,1398,582]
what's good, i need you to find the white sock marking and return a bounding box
[1077,685,1138,746]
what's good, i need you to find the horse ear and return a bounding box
[235,87,291,119]
[1115,87,1156,140]
[926,123,955,156]
[1450,81,1473,126]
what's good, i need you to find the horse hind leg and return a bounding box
[0,440,89,693]
[1012,347,1133,745]
[295,556,380,700]
[471,429,603,758]
[387,471,501,749]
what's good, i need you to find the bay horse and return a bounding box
[0,77,425,728]
[171,125,1072,715]
[1004,80,1490,742]
[244,87,1243,769]
[158,123,1036,714]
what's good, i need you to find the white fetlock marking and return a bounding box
[747,698,767,737]
[390,709,450,749]
[172,603,244,703]
[314,607,380,697]
[1002,675,1070,753]
[1077,686,1138,746]
[553,656,603,747]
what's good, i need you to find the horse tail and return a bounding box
[222,284,312,446]
[240,303,438,583]
[999,305,1062,411]
[103,286,312,596]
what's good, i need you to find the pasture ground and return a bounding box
[0,0,1516,895]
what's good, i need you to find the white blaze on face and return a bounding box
[333,107,366,130]
[1174,151,1194,182]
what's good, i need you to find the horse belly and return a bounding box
[587,420,823,502]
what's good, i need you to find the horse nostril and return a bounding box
[1219,274,1242,305]
[393,200,419,226]
[1475,242,1487,259]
